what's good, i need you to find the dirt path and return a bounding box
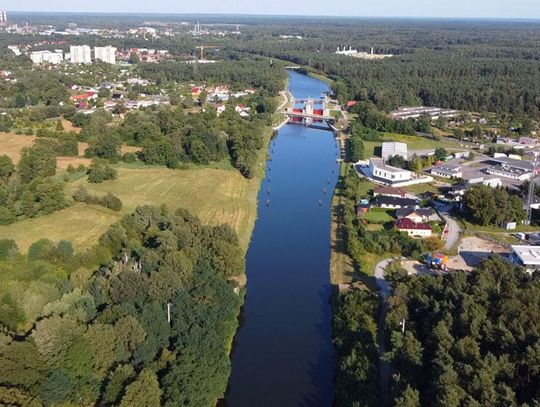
[374,258,394,407]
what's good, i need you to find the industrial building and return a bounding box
[381,142,408,159]
[94,46,116,64]
[335,46,393,60]
[486,157,536,181]
[70,45,92,64]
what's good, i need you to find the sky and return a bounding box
[3,0,540,19]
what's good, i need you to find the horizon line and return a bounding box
[5,11,540,21]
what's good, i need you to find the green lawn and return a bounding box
[362,133,461,159]
[356,179,376,198]
[364,208,395,224]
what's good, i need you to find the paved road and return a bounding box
[435,203,462,250]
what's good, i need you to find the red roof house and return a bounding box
[396,218,432,238]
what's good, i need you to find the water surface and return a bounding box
[225,71,339,406]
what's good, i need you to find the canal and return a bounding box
[224,70,340,406]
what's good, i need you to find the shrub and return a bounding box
[87,159,117,184]
[122,153,138,163]
[72,186,122,212]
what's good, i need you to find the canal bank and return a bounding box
[224,70,340,406]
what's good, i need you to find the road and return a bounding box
[435,203,462,250]
[374,258,394,407]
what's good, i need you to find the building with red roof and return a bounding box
[396,218,432,238]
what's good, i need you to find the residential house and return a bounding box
[396,218,432,238]
[373,186,407,199]
[396,208,435,223]
[216,104,226,115]
[431,164,462,179]
[70,92,97,103]
[373,195,418,209]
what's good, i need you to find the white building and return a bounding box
[94,46,116,64]
[467,176,502,188]
[431,164,462,179]
[30,50,63,65]
[510,245,540,272]
[382,142,408,160]
[8,45,20,56]
[391,106,460,120]
[70,45,92,64]
[335,46,393,60]
[369,158,412,184]
[486,157,536,181]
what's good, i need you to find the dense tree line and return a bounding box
[333,288,379,406]
[0,205,244,406]
[0,144,67,225]
[78,105,271,178]
[385,256,540,406]
[463,185,526,227]
[139,58,286,96]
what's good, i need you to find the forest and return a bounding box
[0,205,244,406]
[384,257,540,406]
[227,19,540,119]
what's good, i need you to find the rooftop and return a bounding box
[512,245,540,265]
[490,157,535,171]
[370,158,410,174]
[374,186,407,196]
[396,208,434,218]
[396,218,432,230]
[374,195,418,207]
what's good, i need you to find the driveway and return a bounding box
[434,203,462,250]
[374,258,394,299]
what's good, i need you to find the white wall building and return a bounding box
[70,45,92,64]
[431,165,462,179]
[30,50,63,65]
[510,245,540,272]
[369,158,412,184]
[94,46,116,64]
[382,142,408,159]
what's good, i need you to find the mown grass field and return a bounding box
[362,133,461,159]
[0,165,261,252]
[364,208,395,224]
[0,126,273,254]
[0,132,36,163]
[0,133,142,167]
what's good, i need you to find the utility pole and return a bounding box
[167,303,172,324]
[400,318,406,335]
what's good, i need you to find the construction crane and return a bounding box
[525,154,540,225]
[195,45,218,61]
